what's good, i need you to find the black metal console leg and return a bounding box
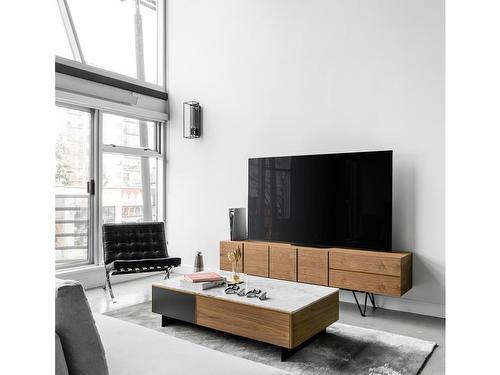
[368,293,376,309]
[363,292,368,315]
[352,291,367,317]
[352,291,377,316]
[281,329,326,361]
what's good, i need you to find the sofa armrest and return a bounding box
[55,280,109,375]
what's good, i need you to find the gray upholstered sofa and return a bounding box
[55,280,288,375]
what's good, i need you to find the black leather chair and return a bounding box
[102,222,181,300]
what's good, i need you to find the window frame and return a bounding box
[55,100,166,269]
[56,0,167,91]
[99,110,164,236]
[55,0,167,270]
[56,57,167,98]
[101,113,162,155]
[55,102,96,270]
[57,0,84,63]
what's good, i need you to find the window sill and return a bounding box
[56,264,103,275]
[55,263,163,289]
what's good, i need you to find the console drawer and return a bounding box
[298,247,329,286]
[329,269,402,296]
[329,248,402,276]
[243,242,269,277]
[269,244,297,281]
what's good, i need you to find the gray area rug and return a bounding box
[104,302,436,375]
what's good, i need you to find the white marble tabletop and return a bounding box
[152,270,338,314]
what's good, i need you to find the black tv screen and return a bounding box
[248,151,392,250]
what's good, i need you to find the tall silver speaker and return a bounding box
[229,208,247,241]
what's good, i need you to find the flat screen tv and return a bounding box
[248,150,392,251]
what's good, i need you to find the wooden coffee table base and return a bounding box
[152,286,339,361]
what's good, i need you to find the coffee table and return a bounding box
[152,271,339,360]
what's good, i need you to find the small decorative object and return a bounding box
[224,284,241,294]
[245,289,262,298]
[183,101,201,138]
[227,246,242,283]
[193,251,204,272]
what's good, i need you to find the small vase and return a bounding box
[194,251,204,272]
[231,262,240,283]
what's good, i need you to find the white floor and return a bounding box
[86,273,445,375]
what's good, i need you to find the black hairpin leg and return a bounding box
[368,292,376,310]
[352,291,376,317]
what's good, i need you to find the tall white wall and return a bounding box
[165,0,445,317]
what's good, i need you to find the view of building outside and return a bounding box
[102,114,159,226]
[102,154,158,224]
[55,106,91,267]
[55,107,159,267]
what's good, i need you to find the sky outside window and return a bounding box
[59,0,163,86]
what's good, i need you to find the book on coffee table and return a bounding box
[179,278,226,291]
[184,272,224,283]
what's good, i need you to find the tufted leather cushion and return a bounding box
[105,257,181,272]
[102,222,168,265]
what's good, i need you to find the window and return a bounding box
[55,104,165,269]
[55,0,166,270]
[102,154,159,223]
[102,113,162,223]
[102,113,157,149]
[56,3,74,60]
[57,0,165,87]
[55,106,93,268]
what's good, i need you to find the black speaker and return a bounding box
[229,208,247,241]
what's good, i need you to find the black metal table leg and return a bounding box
[281,329,326,361]
[161,315,178,327]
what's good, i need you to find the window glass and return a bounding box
[55,105,164,269]
[56,10,74,60]
[102,113,157,150]
[64,0,163,86]
[102,154,158,223]
[55,106,91,267]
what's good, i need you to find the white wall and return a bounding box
[165,0,445,317]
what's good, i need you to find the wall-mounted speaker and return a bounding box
[229,208,247,241]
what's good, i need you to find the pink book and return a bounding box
[184,272,224,283]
